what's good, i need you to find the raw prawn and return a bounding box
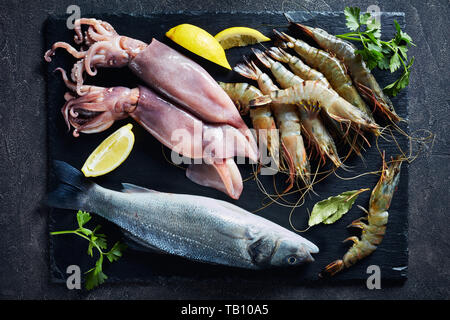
[266,46,363,158]
[217,82,261,116]
[266,46,331,88]
[319,153,403,277]
[273,30,374,121]
[218,82,280,169]
[252,49,341,167]
[234,59,311,188]
[251,81,380,137]
[44,18,258,155]
[291,22,401,122]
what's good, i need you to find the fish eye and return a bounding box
[287,255,297,264]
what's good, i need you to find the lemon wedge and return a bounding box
[166,24,232,70]
[214,27,271,50]
[81,124,135,177]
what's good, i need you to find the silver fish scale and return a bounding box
[81,184,317,269]
[87,186,260,268]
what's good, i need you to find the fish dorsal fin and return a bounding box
[121,183,159,193]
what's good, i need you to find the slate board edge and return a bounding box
[45,11,409,286]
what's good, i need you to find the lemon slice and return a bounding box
[81,124,135,177]
[166,24,232,70]
[214,27,271,50]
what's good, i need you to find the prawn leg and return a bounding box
[319,153,403,277]
[253,49,341,167]
[234,59,311,186]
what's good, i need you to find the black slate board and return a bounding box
[45,11,409,285]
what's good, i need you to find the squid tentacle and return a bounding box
[44,42,87,62]
[74,18,117,44]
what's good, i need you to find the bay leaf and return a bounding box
[308,188,369,227]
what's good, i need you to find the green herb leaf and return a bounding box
[344,7,361,30]
[308,189,369,227]
[384,57,414,96]
[394,20,402,34]
[367,17,381,37]
[93,235,108,251]
[338,7,415,96]
[85,249,107,290]
[106,242,127,263]
[365,32,381,46]
[85,267,108,290]
[399,31,413,45]
[389,53,401,73]
[359,12,372,25]
[397,45,408,59]
[355,47,383,70]
[392,20,414,45]
[51,210,126,291]
[79,227,92,236]
[377,55,391,70]
[77,210,91,228]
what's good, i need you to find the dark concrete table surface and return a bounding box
[0,0,448,300]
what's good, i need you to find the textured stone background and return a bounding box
[0,0,448,299]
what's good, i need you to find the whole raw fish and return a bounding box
[47,161,319,269]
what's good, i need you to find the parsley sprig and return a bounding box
[336,7,415,96]
[50,210,127,290]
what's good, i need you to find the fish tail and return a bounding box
[46,160,95,211]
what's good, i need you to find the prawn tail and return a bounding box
[252,48,271,69]
[319,259,345,278]
[233,56,259,80]
[266,47,290,63]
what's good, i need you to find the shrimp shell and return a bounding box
[292,22,401,122]
[319,154,403,277]
[234,60,311,187]
[298,108,342,167]
[253,49,341,167]
[250,81,380,136]
[273,30,374,122]
[218,82,280,169]
[266,46,331,88]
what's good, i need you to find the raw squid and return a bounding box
[186,158,243,200]
[56,68,252,199]
[44,18,258,155]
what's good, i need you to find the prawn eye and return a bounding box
[287,255,297,265]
